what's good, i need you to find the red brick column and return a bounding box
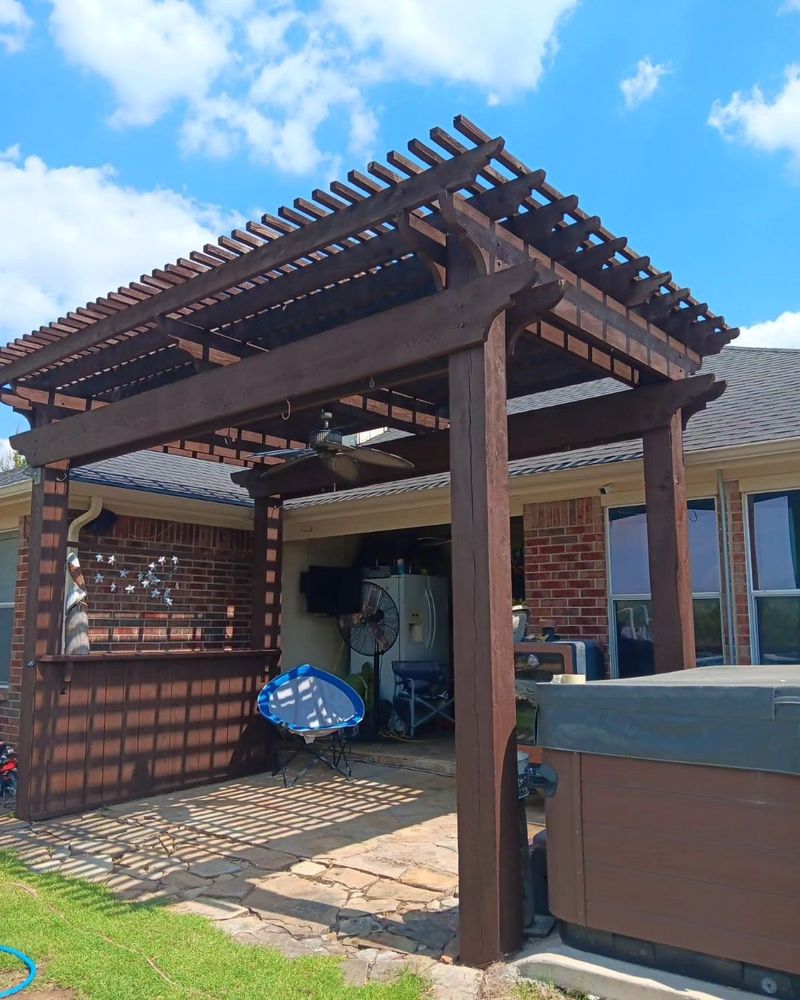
[523,496,609,648]
[722,481,752,664]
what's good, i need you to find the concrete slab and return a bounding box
[513,938,771,1000]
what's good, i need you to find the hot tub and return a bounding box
[535,666,800,998]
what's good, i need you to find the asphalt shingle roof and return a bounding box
[0,346,797,512]
[0,449,253,507]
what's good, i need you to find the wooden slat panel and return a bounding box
[25,651,277,820]
[583,822,800,899]
[542,749,586,924]
[581,752,798,803]
[586,863,799,957]
[581,781,800,852]
[587,897,800,977]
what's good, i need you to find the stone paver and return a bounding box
[2,760,543,998]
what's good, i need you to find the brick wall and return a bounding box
[0,530,29,745]
[0,512,255,744]
[523,496,609,647]
[722,481,752,664]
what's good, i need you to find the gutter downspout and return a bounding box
[63,497,103,655]
[717,471,736,663]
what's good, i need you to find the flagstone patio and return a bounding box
[0,761,545,996]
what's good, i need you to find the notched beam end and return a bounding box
[507,279,566,349]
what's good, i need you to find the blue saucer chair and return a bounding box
[257,665,365,787]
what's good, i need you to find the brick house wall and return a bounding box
[523,488,754,671]
[0,512,255,744]
[523,496,609,648]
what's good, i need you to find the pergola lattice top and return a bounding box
[0,115,736,480]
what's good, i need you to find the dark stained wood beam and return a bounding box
[21,329,171,391]
[507,195,579,244]
[448,197,700,376]
[643,409,696,672]
[16,459,70,821]
[12,262,538,468]
[252,499,282,673]
[446,227,521,965]
[0,139,504,383]
[470,170,546,220]
[235,374,724,499]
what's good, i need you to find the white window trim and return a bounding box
[743,488,800,665]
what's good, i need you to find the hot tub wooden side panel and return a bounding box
[543,749,800,976]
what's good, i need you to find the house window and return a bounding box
[0,532,19,686]
[748,490,800,664]
[607,500,723,676]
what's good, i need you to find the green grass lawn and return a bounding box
[0,850,423,1000]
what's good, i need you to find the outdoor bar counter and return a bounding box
[536,666,800,998]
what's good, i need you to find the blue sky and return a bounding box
[1,0,800,444]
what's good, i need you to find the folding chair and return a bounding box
[391,661,454,739]
[257,665,365,787]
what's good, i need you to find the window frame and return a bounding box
[744,488,800,664]
[0,530,18,688]
[605,498,724,676]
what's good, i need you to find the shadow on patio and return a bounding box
[1,760,548,963]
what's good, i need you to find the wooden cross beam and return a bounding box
[234,374,724,499]
[11,261,538,468]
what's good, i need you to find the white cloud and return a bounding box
[0,147,240,341]
[323,0,579,103]
[48,0,230,126]
[0,0,32,53]
[44,0,578,173]
[739,311,800,349]
[780,0,800,11]
[619,57,670,110]
[709,64,800,164]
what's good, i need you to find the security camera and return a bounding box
[599,483,614,495]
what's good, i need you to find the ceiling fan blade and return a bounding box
[256,451,317,480]
[338,443,414,471]
[321,452,361,484]
[250,447,314,459]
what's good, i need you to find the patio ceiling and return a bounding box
[1,115,736,477]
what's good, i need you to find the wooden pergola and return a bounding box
[0,116,736,967]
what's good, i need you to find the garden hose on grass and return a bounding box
[0,946,36,997]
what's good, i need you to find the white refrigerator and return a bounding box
[350,574,450,703]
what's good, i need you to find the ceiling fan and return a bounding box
[252,411,414,485]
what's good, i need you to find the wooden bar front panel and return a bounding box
[543,749,800,976]
[27,651,277,820]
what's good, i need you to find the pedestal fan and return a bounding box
[338,582,399,738]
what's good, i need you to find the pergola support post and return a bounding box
[449,312,523,966]
[16,460,70,821]
[643,409,696,672]
[252,498,283,676]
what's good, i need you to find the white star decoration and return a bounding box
[124,585,135,594]
[152,588,161,598]
[95,553,103,562]
[171,556,178,565]
[158,555,166,565]
[107,555,116,565]
[110,583,116,593]
[119,569,129,578]
[94,573,104,584]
